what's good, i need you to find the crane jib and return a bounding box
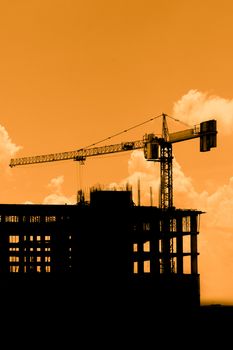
[9,140,145,167]
[9,119,217,168]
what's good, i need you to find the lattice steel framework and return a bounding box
[159,142,173,210]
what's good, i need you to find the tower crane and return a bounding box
[9,114,217,274]
[9,114,217,210]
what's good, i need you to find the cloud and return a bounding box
[109,148,233,304]
[173,89,233,134]
[43,193,75,205]
[39,142,233,303]
[109,150,160,206]
[0,124,22,171]
[196,180,233,304]
[42,88,233,303]
[109,150,198,208]
[43,175,76,204]
[171,90,233,303]
[200,177,233,228]
[47,175,64,194]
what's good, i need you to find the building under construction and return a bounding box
[0,188,202,314]
[3,115,216,318]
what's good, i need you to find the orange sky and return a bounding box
[0,0,233,304]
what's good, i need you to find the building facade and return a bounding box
[0,190,202,311]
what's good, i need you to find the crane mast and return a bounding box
[159,114,174,272]
[159,114,173,209]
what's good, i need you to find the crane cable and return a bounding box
[80,113,163,150]
[80,113,193,152]
[166,114,193,128]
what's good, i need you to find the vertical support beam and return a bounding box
[0,216,8,273]
[161,213,172,274]
[137,178,141,207]
[190,215,198,274]
[19,233,24,273]
[41,234,45,273]
[150,221,160,275]
[150,186,153,207]
[176,216,183,274]
[137,241,144,275]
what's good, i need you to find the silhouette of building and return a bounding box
[0,189,201,312]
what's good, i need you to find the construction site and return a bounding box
[0,114,217,318]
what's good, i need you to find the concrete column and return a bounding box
[190,215,198,274]
[176,216,183,274]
